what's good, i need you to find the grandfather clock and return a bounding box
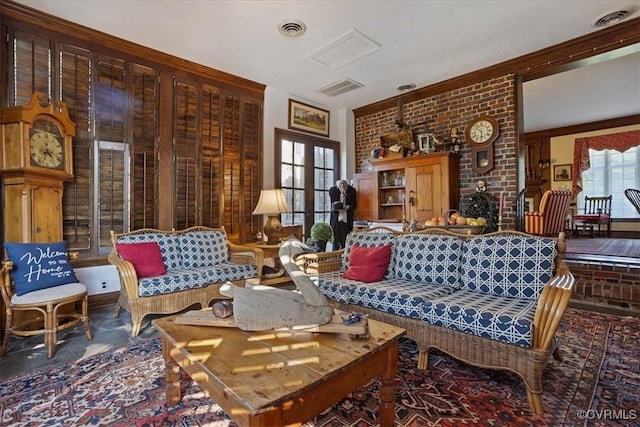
[1,92,75,243]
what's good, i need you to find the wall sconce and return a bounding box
[252,189,291,244]
[538,159,551,170]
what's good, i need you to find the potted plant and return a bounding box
[306,222,334,252]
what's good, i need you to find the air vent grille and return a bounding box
[278,20,306,37]
[592,10,631,27]
[319,78,364,97]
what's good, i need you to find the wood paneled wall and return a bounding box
[1,1,265,256]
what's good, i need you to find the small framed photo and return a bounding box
[554,164,572,181]
[288,99,330,137]
[417,133,435,153]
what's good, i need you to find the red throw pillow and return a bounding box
[343,244,392,283]
[116,242,166,278]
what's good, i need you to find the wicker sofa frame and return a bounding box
[109,226,263,336]
[294,229,574,414]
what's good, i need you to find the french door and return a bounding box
[274,128,340,240]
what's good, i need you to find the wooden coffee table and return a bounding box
[153,314,405,426]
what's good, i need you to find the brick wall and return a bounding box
[567,260,640,314]
[355,75,518,226]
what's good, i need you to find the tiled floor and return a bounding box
[0,304,160,382]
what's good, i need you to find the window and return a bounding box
[275,129,340,239]
[94,141,130,254]
[579,146,640,219]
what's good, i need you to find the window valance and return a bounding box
[573,130,640,194]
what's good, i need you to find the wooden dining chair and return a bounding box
[573,195,612,237]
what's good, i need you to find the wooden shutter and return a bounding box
[97,142,127,249]
[11,30,51,104]
[130,64,158,229]
[200,84,222,228]
[60,44,92,252]
[173,79,199,230]
[222,92,241,240]
[241,97,263,239]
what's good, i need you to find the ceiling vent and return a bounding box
[278,20,306,37]
[592,9,632,27]
[319,78,364,97]
[306,29,381,70]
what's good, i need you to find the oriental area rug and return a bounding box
[1,308,639,426]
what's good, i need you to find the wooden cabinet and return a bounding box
[3,176,64,243]
[353,152,459,224]
[353,172,377,221]
[524,132,551,208]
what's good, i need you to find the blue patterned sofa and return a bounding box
[295,228,574,414]
[109,226,263,336]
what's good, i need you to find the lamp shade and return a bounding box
[252,189,291,215]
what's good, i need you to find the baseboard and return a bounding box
[89,291,119,309]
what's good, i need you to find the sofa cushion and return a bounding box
[312,271,356,305]
[342,232,397,278]
[394,234,463,287]
[179,229,229,268]
[460,234,557,300]
[573,213,610,223]
[116,233,182,271]
[116,242,166,278]
[343,244,392,282]
[350,278,458,320]
[137,262,256,297]
[5,241,78,296]
[423,289,538,347]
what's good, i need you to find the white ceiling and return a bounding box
[14,0,640,132]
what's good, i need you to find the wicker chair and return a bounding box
[524,190,573,236]
[1,253,93,359]
[573,195,612,237]
[624,188,640,215]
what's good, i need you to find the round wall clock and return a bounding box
[29,118,65,169]
[465,116,499,145]
[466,115,499,175]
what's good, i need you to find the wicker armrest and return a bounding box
[228,242,264,279]
[295,249,344,274]
[107,249,141,300]
[532,258,575,351]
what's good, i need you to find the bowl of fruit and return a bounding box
[422,210,486,235]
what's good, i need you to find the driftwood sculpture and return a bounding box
[219,238,334,331]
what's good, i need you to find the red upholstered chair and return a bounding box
[525,190,573,236]
[573,195,612,237]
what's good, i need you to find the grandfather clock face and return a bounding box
[29,119,65,170]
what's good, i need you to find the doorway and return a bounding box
[274,128,340,240]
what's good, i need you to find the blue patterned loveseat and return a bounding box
[295,228,574,414]
[109,226,263,336]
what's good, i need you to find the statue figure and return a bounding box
[219,238,333,331]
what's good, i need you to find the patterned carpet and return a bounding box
[1,308,638,426]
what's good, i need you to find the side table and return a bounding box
[246,242,293,287]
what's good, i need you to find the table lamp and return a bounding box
[252,189,291,244]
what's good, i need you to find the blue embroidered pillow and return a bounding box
[5,241,78,296]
